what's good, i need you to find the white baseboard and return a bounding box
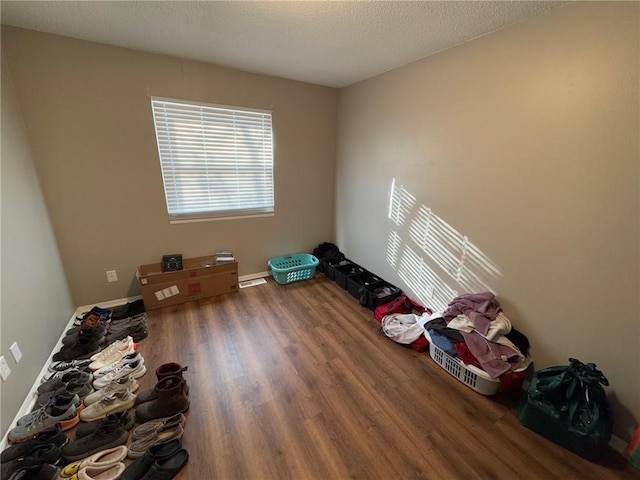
[610,434,627,453]
[0,295,142,450]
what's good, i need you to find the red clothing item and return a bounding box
[454,342,482,369]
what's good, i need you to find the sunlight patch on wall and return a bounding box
[397,245,458,312]
[386,178,502,307]
[408,205,501,293]
[388,178,416,227]
[386,230,402,268]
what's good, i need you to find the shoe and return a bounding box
[52,332,104,362]
[79,389,136,422]
[16,392,80,427]
[110,300,145,321]
[7,403,78,443]
[76,462,125,479]
[41,367,92,385]
[104,324,147,344]
[93,359,146,390]
[58,445,127,478]
[0,444,61,480]
[73,307,111,326]
[83,375,138,406]
[139,448,188,480]
[131,414,186,441]
[128,423,184,459]
[66,315,109,336]
[93,352,144,379]
[37,380,93,407]
[0,428,67,463]
[135,376,189,424]
[89,337,136,369]
[75,412,134,439]
[107,315,147,334]
[62,322,107,346]
[48,359,92,373]
[119,439,182,480]
[38,370,92,395]
[7,464,59,480]
[61,423,128,462]
[135,363,188,405]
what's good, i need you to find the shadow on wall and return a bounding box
[386,178,502,312]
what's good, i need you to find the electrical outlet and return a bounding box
[0,356,11,382]
[10,342,22,363]
[106,270,118,282]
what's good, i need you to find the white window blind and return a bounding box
[151,97,274,221]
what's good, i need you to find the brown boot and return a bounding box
[135,363,188,406]
[135,376,190,423]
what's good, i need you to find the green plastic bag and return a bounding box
[518,358,613,461]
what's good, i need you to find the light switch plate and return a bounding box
[10,342,22,363]
[0,356,11,382]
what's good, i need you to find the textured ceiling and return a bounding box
[0,1,569,88]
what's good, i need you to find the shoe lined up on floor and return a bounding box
[120,438,188,480]
[110,299,145,321]
[84,374,139,406]
[135,363,188,405]
[93,357,146,390]
[73,307,111,328]
[0,443,62,480]
[128,416,185,459]
[7,400,79,444]
[88,336,136,371]
[5,463,60,480]
[58,445,127,478]
[75,412,135,440]
[52,328,105,363]
[61,420,128,462]
[80,388,137,422]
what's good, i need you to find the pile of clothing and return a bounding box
[425,292,531,391]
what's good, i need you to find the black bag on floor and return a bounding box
[517,358,613,461]
[312,242,344,273]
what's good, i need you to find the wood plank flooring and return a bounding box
[135,276,640,480]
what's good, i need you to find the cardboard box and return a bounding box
[136,255,238,310]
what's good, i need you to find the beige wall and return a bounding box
[336,2,639,440]
[1,27,337,306]
[1,55,75,436]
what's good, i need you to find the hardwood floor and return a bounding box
[136,276,640,480]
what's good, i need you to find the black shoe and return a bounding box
[139,448,188,480]
[38,370,92,396]
[61,423,128,462]
[111,300,145,321]
[62,324,107,346]
[0,428,67,463]
[47,359,92,373]
[1,444,61,480]
[52,331,104,362]
[105,324,148,344]
[37,379,93,407]
[7,464,59,480]
[75,412,134,439]
[120,439,182,480]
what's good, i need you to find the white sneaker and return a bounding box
[93,352,144,378]
[80,388,136,422]
[83,374,139,406]
[89,337,136,370]
[93,360,146,389]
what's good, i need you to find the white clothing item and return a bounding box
[446,315,475,333]
[381,313,426,345]
[485,312,512,341]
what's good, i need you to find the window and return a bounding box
[151,97,274,222]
